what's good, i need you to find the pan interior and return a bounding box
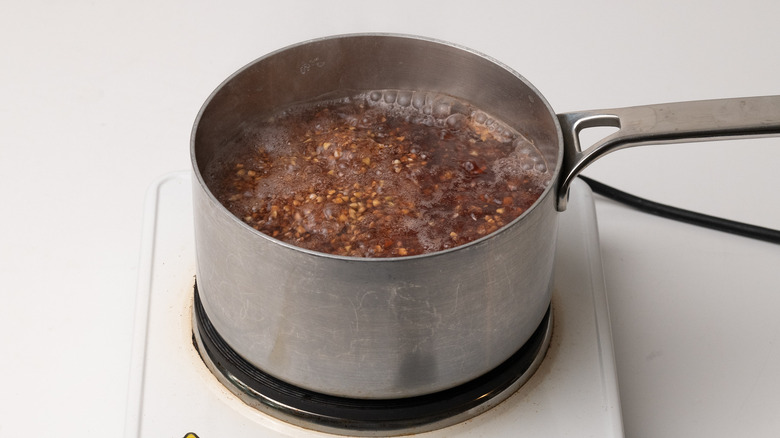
[192,34,561,203]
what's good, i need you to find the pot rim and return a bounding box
[190,32,565,262]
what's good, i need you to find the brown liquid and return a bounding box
[205,90,551,257]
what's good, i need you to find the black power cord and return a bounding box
[577,175,780,245]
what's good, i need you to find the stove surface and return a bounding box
[125,172,623,437]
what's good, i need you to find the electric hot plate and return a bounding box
[125,172,623,437]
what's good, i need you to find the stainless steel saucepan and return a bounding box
[191,34,780,399]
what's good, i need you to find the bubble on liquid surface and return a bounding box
[411,92,428,110]
[432,99,451,119]
[397,91,413,107]
[369,91,383,102]
[383,90,397,104]
[445,113,467,129]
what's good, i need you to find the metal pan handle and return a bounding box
[556,96,780,210]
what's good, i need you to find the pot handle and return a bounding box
[555,95,780,210]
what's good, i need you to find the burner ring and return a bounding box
[192,284,552,436]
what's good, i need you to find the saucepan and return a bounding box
[190,33,780,400]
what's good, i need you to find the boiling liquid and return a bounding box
[206,90,551,257]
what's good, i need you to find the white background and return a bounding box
[1,1,779,436]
